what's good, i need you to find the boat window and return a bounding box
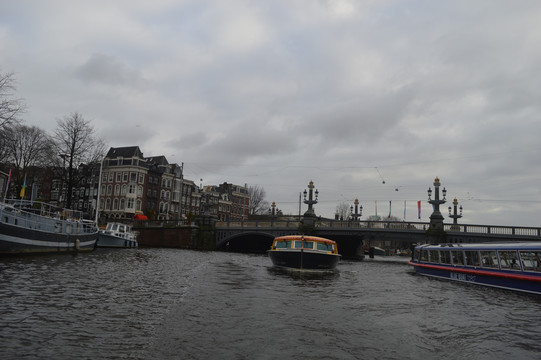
[439,250,451,264]
[274,241,292,249]
[519,251,541,272]
[464,251,480,267]
[317,242,333,252]
[480,251,499,269]
[414,249,420,261]
[420,250,429,262]
[498,251,520,271]
[294,241,314,249]
[428,250,439,263]
[451,251,465,266]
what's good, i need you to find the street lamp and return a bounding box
[269,201,277,218]
[351,198,362,221]
[448,198,463,231]
[427,177,446,231]
[303,181,318,226]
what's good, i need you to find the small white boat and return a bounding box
[97,222,138,248]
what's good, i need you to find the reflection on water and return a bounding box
[1,249,541,360]
[267,266,340,281]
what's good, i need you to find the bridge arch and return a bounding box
[217,231,277,253]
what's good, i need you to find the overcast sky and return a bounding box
[1,0,540,226]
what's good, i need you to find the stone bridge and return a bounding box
[216,219,541,259]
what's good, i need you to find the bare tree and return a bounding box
[0,71,25,129]
[248,185,269,215]
[6,124,53,195]
[335,202,351,220]
[52,112,106,208]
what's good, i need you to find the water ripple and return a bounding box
[2,250,541,359]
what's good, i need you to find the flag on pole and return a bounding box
[417,201,421,219]
[375,200,378,219]
[388,200,392,218]
[20,175,27,198]
[3,169,11,200]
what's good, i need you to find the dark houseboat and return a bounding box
[0,199,98,254]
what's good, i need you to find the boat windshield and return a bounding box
[520,251,541,272]
[316,242,334,252]
[464,251,481,266]
[274,241,292,249]
[294,241,314,249]
[480,251,499,268]
[451,251,465,266]
[499,250,520,270]
[440,250,451,264]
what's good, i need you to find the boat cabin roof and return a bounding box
[416,242,541,251]
[106,222,132,232]
[273,235,336,245]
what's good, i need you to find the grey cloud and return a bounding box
[74,53,148,88]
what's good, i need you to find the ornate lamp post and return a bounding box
[427,177,446,231]
[448,198,463,231]
[268,201,277,219]
[303,180,318,226]
[350,198,362,221]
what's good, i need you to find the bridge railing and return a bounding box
[216,220,301,228]
[216,219,541,238]
[445,224,541,237]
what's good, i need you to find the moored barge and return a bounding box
[0,199,98,254]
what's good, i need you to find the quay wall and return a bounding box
[133,216,217,250]
[136,226,195,248]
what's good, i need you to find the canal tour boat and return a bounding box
[0,199,98,254]
[409,242,541,295]
[267,235,341,270]
[97,222,138,248]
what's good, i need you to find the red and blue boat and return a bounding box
[409,242,541,295]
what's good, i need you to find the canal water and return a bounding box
[1,248,541,360]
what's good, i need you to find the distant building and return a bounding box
[6,144,252,224]
[99,146,147,221]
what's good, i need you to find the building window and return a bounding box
[107,185,112,196]
[120,198,125,210]
[116,172,122,182]
[127,198,134,209]
[105,198,111,210]
[139,174,144,184]
[138,186,143,197]
[114,184,120,196]
[129,185,136,194]
[113,198,119,210]
[121,185,127,195]
[136,200,142,211]
[130,172,137,182]
[108,172,114,182]
[123,172,128,182]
